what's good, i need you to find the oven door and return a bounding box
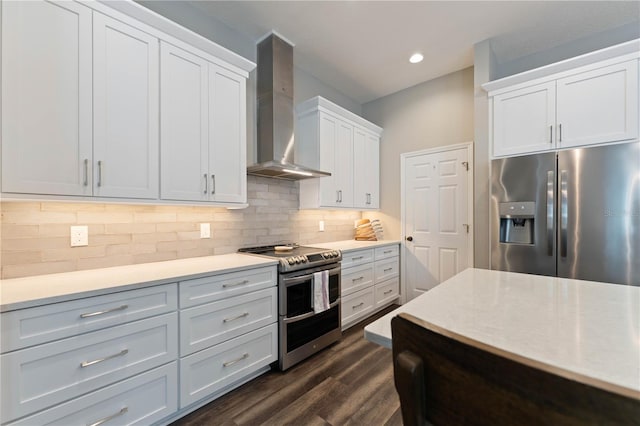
[279,263,340,318]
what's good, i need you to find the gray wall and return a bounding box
[361,68,475,241]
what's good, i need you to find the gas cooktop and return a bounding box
[238,244,341,272]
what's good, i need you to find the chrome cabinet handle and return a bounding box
[81,349,128,368]
[352,302,365,309]
[223,312,249,323]
[223,279,249,288]
[87,407,128,426]
[549,125,553,144]
[97,160,103,187]
[352,256,364,260]
[560,170,568,258]
[211,175,215,194]
[366,193,371,204]
[559,123,563,142]
[352,276,364,282]
[80,304,128,318]
[383,289,394,295]
[384,267,393,272]
[338,190,343,203]
[384,250,392,254]
[223,352,249,367]
[204,173,208,194]
[547,170,554,256]
[336,190,340,203]
[83,159,89,186]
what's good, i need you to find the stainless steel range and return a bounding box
[238,244,342,370]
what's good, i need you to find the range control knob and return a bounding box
[288,258,295,265]
[333,250,340,257]
[301,255,308,263]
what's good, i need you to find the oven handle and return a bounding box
[282,299,341,324]
[281,265,341,287]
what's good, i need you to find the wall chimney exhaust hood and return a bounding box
[247,33,330,180]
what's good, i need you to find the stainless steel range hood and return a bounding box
[247,34,330,180]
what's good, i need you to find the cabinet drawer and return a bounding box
[1,283,177,353]
[340,249,374,269]
[341,287,374,328]
[341,264,374,296]
[180,323,277,408]
[374,277,399,309]
[1,313,178,423]
[180,266,276,308]
[9,363,178,426]
[374,257,399,282]
[374,244,399,260]
[180,287,277,356]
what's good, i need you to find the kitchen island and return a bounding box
[365,268,640,398]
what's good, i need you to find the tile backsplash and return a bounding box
[1,176,361,279]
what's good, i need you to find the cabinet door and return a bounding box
[354,129,380,209]
[209,64,247,203]
[334,119,354,206]
[2,0,92,195]
[160,42,209,201]
[318,112,340,207]
[93,13,159,199]
[492,81,556,157]
[557,60,639,149]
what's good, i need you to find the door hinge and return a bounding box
[462,161,469,171]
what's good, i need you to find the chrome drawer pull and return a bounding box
[223,352,249,367]
[352,276,364,282]
[97,160,103,187]
[223,312,249,323]
[81,349,128,368]
[383,289,394,295]
[83,159,89,186]
[383,250,393,254]
[352,256,364,261]
[223,279,249,288]
[87,407,128,426]
[383,267,393,272]
[352,302,364,309]
[80,304,128,318]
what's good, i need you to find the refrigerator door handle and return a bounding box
[560,170,568,258]
[546,170,554,256]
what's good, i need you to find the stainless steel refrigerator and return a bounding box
[490,142,640,286]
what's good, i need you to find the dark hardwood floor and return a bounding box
[172,305,402,426]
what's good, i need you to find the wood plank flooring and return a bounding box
[172,305,402,426]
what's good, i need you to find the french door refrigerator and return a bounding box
[490,142,640,286]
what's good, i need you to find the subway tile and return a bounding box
[2,237,69,251]
[3,211,77,225]
[78,211,133,224]
[156,222,197,232]
[1,224,40,238]
[2,250,41,265]
[133,212,177,223]
[77,255,134,271]
[41,245,106,262]
[105,223,156,235]
[133,251,176,264]
[3,260,76,279]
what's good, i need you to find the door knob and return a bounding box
[406,236,413,242]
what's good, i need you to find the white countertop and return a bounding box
[365,268,640,396]
[0,254,277,312]
[317,239,400,252]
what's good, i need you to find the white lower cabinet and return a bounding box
[8,363,178,426]
[340,244,400,329]
[179,323,277,408]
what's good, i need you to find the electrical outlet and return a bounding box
[319,220,325,232]
[200,223,211,238]
[70,226,88,247]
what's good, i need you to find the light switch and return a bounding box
[319,220,325,232]
[70,226,88,247]
[200,223,211,238]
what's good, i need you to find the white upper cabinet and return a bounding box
[93,13,159,199]
[160,42,209,202]
[297,97,382,210]
[160,42,247,205]
[556,61,638,149]
[2,0,92,196]
[492,82,556,157]
[486,41,640,158]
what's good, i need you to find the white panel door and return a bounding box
[403,147,470,301]
[318,112,339,207]
[209,64,246,203]
[2,0,92,195]
[493,81,556,157]
[334,119,354,207]
[557,60,639,149]
[93,13,159,199]
[354,130,380,209]
[160,42,209,201]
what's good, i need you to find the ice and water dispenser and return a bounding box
[498,202,535,244]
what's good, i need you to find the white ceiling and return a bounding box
[190,1,639,104]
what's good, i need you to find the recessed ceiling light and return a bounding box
[409,53,424,64]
